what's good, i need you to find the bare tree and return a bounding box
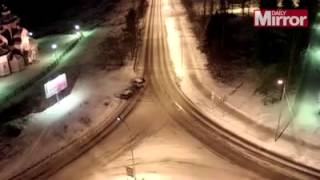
[219,0,227,13]
[282,0,294,8]
[203,0,208,17]
[241,0,246,16]
[209,0,215,15]
[260,0,278,8]
[125,8,137,59]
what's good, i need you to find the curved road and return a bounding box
[49,0,318,179]
[49,89,263,180]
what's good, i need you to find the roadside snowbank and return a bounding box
[165,0,320,171]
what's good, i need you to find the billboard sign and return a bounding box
[44,73,68,99]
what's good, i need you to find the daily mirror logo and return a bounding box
[254,9,308,28]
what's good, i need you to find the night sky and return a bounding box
[1,0,102,29]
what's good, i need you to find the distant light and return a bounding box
[28,32,33,36]
[51,44,58,50]
[277,79,284,85]
[74,25,80,30]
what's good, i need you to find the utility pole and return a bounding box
[181,34,184,80]
[275,79,293,141]
[117,117,136,180]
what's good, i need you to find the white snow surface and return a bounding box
[164,0,320,170]
[0,1,137,179]
[50,88,264,180]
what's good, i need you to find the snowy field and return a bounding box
[50,88,263,180]
[0,34,79,106]
[0,0,138,179]
[165,0,320,171]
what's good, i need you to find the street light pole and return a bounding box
[275,78,286,141]
[74,24,83,38]
[277,79,286,101]
[51,44,58,60]
[117,117,136,180]
[281,83,286,101]
[181,35,183,72]
[211,91,214,109]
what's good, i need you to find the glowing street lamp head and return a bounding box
[51,44,58,50]
[277,79,284,85]
[28,32,33,37]
[74,24,80,30]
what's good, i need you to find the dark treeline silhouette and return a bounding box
[260,0,278,8]
[0,0,111,31]
[124,0,148,59]
[182,0,317,85]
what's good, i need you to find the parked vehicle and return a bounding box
[119,78,145,100]
[132,77,145,88]
[120,89,134,100]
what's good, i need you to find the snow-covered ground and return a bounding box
[0,1,138,179]
[164,0,320,170]
[0,34,79,106]
[50,88,263,180]
[103,124,263,180]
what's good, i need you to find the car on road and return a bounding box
[120,89,134,100]
[132,77,145,88]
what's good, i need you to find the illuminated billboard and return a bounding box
[44,73,68,99]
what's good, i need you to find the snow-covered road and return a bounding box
[0,1,137,179]
[49,0,320,179]
[47,0,265,179]
[8,0,320,179]
[50,88,263,180]
[164,0,320,177]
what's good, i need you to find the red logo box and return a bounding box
[254,9,308,28]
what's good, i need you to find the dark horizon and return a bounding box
[1,0,104,29]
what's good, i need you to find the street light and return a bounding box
[51,44,58,50]
[74,24,80,31]
[277,79,286,101]
[74,24,83,38]
[117,117,136,179]
[275,78,286,142]
[277,79,284,85]
[28,32,33,37]
[51,44,58,59]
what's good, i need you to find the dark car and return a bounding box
[132,77,145,88]
[120,89,134,100]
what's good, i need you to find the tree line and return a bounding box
[182,0,318,84]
